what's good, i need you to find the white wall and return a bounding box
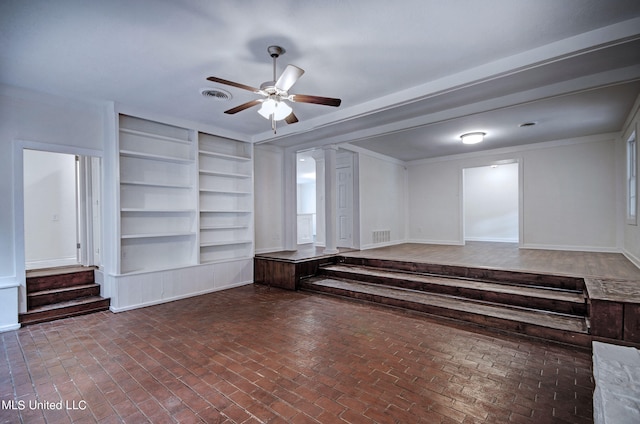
[23,150,78,268]
[408,135,618,251]
[0,85,105,330]
[254,144,285,253]
[407,160,461,244]
[464,163,519,243]
[358,152,406,249]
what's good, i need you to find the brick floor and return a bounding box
[0,285,593,423]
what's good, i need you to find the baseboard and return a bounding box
[520,243,620,253]
[622,249,640,269]
[25,257,78,270]
[465,237,518,243]
[0,323,21,333]
[404,239,465,246]
[361,240,406,250]
[109,280,252,313]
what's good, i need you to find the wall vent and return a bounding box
[372,230,390,244]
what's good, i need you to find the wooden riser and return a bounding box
[341,257,585,291]
[320,265,587,316]
[19,297,110,326]
[27,270,95,293]
[300,278,591,347]
[28,284,101,308]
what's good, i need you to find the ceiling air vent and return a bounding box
[200,88,232,101]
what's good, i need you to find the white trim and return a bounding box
[407,132,618,166]
[0,324,21,333]
[404,239,465,246]
[25,257,78,270]
[520,243,620,253]
[114,102,250,144]
[625,123,638,226]
[17,139,103,158]
[464,237,519,243]
[342,144,406,166]
[622,249,640,270]
[360,240,405,250]
[14,139,104,314]
[621,91,640,137]
[0,277,20,289]
[109,280,252,313]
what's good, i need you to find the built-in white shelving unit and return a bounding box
[198,132,253,264]
[118,115,197,274]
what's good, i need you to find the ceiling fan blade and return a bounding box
[275,65,305,92]
[285,112,299,124]
[207,76,260,93]
[224,100,262,114]
[290,94,341,107]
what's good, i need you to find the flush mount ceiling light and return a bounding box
[460,132,486,145]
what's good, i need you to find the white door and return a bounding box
[336,153,353,248]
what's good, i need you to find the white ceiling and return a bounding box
[1,0,640,160]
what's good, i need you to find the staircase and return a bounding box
[19,266,110,326]
[299,257,591,347]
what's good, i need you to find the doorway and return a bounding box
[293,148,356,250]
[23,149,102,270]
[463,162,519,243]
[296,151,317,245]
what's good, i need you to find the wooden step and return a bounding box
[341,257,585,291]
[27,283,101,308]
[19,296,110,326]
[26,269,95,293]
[320,264,587,315]
[300,277,590,347]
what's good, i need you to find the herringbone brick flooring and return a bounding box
[1,284,593,423]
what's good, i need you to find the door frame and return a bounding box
[13,139,102,314]
[460,158,523,246]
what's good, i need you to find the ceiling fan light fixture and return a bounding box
[258,98,292,121]
[460,132,486,145]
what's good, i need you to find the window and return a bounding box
[628,129,637,225]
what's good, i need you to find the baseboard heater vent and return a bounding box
[372,230,391,244]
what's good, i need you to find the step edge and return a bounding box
[321,266,586,303]
[325,264,584,294]
[22,297,110,314]
[27,284,100,297]
[301,278,587,333]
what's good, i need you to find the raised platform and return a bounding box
[255,243,640,347]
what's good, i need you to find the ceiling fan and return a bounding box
[207,45,342,133]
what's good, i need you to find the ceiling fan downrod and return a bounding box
[268,45,285,83]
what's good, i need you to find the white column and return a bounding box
[324,146,339,254]
[311,150,325,247]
